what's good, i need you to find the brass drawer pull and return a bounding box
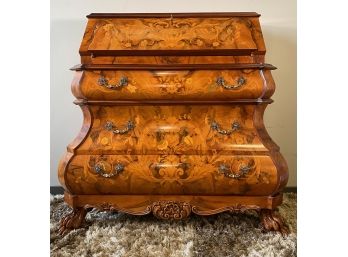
[98,75,128,89]
[216,76,246,90]
[218,164,252,179]
[105,121,135,134]
[210,121,240,135]
[94,162,125,178]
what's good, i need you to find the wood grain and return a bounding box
[64,154,278,195]
[81,55,260,65]
[79,17,265,56]
[75,105,267,155]
[73,69,275,101]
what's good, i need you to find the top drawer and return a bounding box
[80,12,266,62]
[71,65,275,101]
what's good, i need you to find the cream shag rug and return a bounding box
[51,193,296,257]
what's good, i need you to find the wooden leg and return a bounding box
[58,207,88,235]
[260,209,289,235]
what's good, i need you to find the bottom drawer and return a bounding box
[65,155,278,195]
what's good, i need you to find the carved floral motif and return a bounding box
[152,201,191,219]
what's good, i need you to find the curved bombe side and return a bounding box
[58,103,93,194]
[253,102,289,196]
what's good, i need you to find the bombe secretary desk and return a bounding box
[58,12,289,234]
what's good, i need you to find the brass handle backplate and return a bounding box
[216,76,246,90]
[211,120,241,135]
[98,75,128,89]
[94,162,125,178]
[218,163,253,179]
[105,121,135,134]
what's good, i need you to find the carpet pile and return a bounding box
[50,193,296,257]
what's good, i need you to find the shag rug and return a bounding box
[50,193,296,257]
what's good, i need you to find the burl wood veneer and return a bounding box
[58,12,289,235]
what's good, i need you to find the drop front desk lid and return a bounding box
[79,12,266,57]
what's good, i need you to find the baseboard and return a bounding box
[50,186,297,195]
[51,186,64,195]
[284,187,297,193]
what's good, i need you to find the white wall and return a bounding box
[50,0,296,186]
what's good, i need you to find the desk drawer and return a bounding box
[76,105,267,155]
[73,69,274,100]
[65,154,278,195]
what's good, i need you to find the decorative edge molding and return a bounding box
[86,12,261,19]
[192,204,261,215]
[70,63,277,71]
[57,199,289,235]
[85,202,152,216]
[59,200,267,220]
[50,186,297,195]
[72,99,274,106]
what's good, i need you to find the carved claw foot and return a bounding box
[260,209,289,235]
[58,207,88,235]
